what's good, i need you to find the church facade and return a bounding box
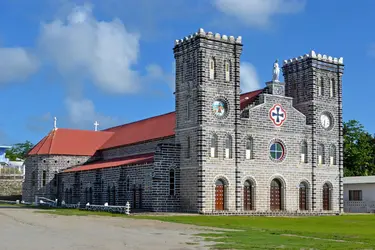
[22,28,344,214]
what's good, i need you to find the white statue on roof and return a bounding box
[272,59,280,82]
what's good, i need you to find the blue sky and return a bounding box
[0,0,374,146]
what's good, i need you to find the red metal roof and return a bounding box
[29,89,263,156]
[100,112,176,150]
[240,89,264,109]
[63,153,154,173]
[28,129,114,156]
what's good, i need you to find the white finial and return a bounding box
[94,121,99,131]
[338,57,344,64]
[310,50,316,58]
[236,36,242,43]
[53,117,57,130]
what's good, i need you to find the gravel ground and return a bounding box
[0,208,216,250]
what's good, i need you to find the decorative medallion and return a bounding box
[320,111,334,130]
[212,100,227,118]
[269,104,286,126]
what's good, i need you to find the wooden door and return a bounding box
[243,181,253,210]
[299,183,307,210]
[323,184,330,210]
[215,180,225,211]
[270,179,281,210]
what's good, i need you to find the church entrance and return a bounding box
[215,179,225,211]
[243,180,253,210]
[299,182,307,210]
[132,184,143,209]
[323,183,331,210]
[270,179,282,211]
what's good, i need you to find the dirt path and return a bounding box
[0,208,215,250]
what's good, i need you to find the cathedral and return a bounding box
[22,28,344,214]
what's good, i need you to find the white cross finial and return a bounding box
[94,121,99,131]
[53,117,57,130]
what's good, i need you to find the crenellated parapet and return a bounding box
[283,50,344,66]
[174,28,242,47]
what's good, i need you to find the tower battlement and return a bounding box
[283,50,344,66]
[174,28,242,47]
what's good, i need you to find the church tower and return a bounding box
[173,28,243,212]
[282,52,344,212]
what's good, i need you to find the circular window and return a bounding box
[212,99,228,118]
[269,140,286,162]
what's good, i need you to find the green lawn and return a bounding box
[34,208,375,249]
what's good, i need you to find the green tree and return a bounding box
[5,140,34,161]
[343,120,375,176]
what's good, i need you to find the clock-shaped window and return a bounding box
[320,112,334,130]
[212,99,228,118]
[269,139,286,162]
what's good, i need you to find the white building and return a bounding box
[343,176,375,213]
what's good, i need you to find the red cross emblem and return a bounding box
[269,104,286,126]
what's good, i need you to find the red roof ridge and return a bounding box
[103,111,175,132]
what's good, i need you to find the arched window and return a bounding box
[225,135,232,159]
[53,171,58,187]
[318,144,325,165]
[318,77,323,96]
[89,187,93,204]
[107,186,111,204]
[209,58,215,80]
[225,60,230,82]
[210,134,218,158]
[85,188,89,203]
[330,78,335,98]
[186,136,191,158]
[300,141,308,163]
[111,186,116,205]
[169,169,175,196]
[246,137,254,159]
[299,182,308,210]
[330,145,336,165]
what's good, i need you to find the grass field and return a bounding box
[32,208,375,249]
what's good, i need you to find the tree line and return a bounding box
[4,121,375,177]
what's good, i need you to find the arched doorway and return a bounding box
[323,183,331,210]
[270,179,282,211]
[215,179,225,211]
[299,182,307,210]
[243,180,253,210]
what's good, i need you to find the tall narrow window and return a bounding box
[210,134,218,158]
[225,135,232,158]
[330,78,336,98]
[186,136,191,158]
[42,170,47,187]
[186,97,191,120]
[318,77,323,96]
[330,145,336,165]
[126,176,130,192]
[31,171,36,187]
[169,169,175,196]
[209,58,215,80]
[300,141,308,163]
[225,61,230,82]
[318,144,324,165]
[107,186,111,204]
[246,137,253,159]
[53,171,58,187]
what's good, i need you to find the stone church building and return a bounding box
[22,28,344,214]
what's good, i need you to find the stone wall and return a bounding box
[22,155,91,202]
[0,179,23,196]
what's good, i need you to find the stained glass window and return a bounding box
[270,142,285,161]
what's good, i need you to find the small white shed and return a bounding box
[343,176,375,213]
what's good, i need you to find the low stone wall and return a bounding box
[82,205,129,214]
[0,179,23,196]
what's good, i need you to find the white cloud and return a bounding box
[241,62,261,92]
[65,97,118,130]
[213,0,306,27]
[145,63,175,91]
[0,47,39,84]
[38,3,141,94]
